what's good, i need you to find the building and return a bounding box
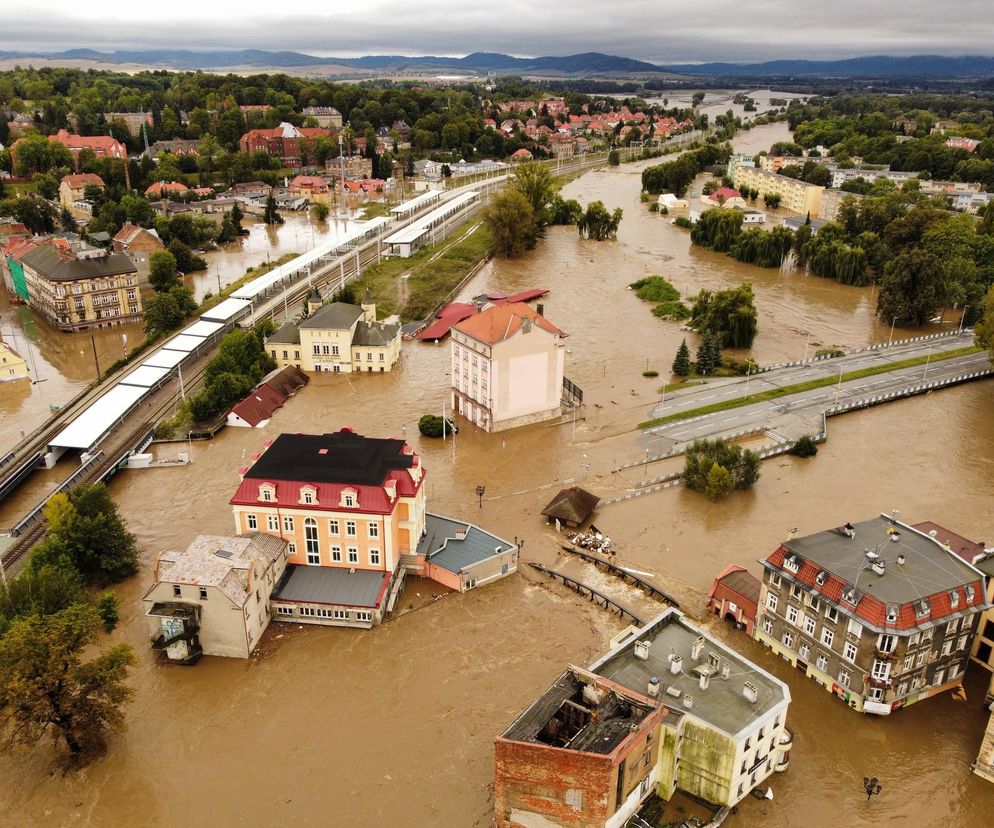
[229,429,427,628]
[265,289,401,374]
[103,111,152,137]
[707,564,761,636]
[328,155,373,180]
[819,188,864,222]
[494,609,792,826]
[226,365,308,428]
[143,533,289,662]
[411,513,518,592]
[825,165,918,189]
[759,155,800,174]
[735,207,766,225]
[288,174,330,204]
[730,165,824,216]
[111,223,164,276]
[47,129,126,162]
[19,240,142,331]
[753,514,989,715]
[58,173,105,209]
[145,181,190,199]
[239,122,334,167]
[946,137,980,152]
[147,138,200,160]
[702,187,747,208]
[302,106,343,128]
[0,338,29,382]
[781,216,828,234]
[541,486,601,529]
[512,148,534,161]
[657,193,688,211]
[450,302,567,433]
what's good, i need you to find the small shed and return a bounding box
[541,486,600,529]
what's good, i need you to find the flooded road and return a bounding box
[2,122,993,826]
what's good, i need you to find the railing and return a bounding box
[559,545,680,607]
[529,563,644,625]
[8,452,103,536]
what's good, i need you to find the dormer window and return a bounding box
[949,590,960,609]
[783,553,801,574]
[340,488,358,508]
[258,484,276,502]
[815,570,827,587]
[299,486,317,506]
[916,599,930,619]
[967,585,976,603]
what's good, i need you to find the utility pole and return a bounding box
[89,334,101,378]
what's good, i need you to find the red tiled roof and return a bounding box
[145,181,189,197]
[453,302,565,346]
[708,563,760,606]
[912,522,985,563]
[60,173,105,188]
[229,384,286,428]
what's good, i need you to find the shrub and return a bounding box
[674,216,694,229]
[642,370,659,377]
[418,414,455,437]
[789,435,819,457]
[815,348,845,358]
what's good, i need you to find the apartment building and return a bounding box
[450,302,567,432]
[103,111,153,137]
[730,164,824,216]
[301,105,343,128]
[495,609,792,826]
[19,239,141,331]
[238,122,333,167]
[754,514,989,715]
[0,338,29,382]
[58,173,104,209]
[818,188,865,222]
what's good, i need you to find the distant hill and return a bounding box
[1,49,993,79]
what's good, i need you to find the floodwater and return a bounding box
[2,122,994,826]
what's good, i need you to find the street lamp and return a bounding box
[922,345,933,381]
[862,777,882,801]
[475,484,486,508]
[888,316,897,346]
[743,359,757,399]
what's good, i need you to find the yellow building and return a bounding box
[0,338,29,382]
[58,173,105,209]
[265,288,401,373]
[732,166,824,216]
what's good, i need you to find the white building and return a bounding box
[450,302,567,432]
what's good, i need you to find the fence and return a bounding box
[9,451,104,536]
[529,563,645,625]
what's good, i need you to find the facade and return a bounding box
[265,290,401,374]
[103,111,153,137]
[707,564,761,636]
[495,609,792,826]
[145,181,190,198]
[825,165,918,189]
[143,533,289,662]
[49,129,126,161]
[702,187,747,208]
[302,106,343,128]
[288,174,331,203]
[59,173,105,208]
[111,223,164,276]
[239,122,333,167]
[754,515,989,715]
[414,513,518,592]
[0,338,29,382]
[730,164,824,216]
[229,429,427,628]
[226,365,308,428]
[147,138,200,159]
[450,302,567,433]
[819,188,864,222]
[19,240,142,331]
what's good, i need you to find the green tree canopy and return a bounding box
[690,284,758,348]
[148,249,179,292]
[484,189,536,258]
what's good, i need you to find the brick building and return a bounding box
[707,564,761,635]
[754,514,989,715]
[238,122,334,167]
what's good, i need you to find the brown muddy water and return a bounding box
[2,124,994,826]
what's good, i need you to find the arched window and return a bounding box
[304,518,320,565]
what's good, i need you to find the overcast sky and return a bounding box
[3,0,994,63]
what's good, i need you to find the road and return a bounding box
[641,332,990,448]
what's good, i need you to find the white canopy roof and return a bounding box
[182,319,225,338]
[162,334,205,353]
[118,364,171,388]
[142,349,187,370]
[200,297,251,323]
[49,383,148,450]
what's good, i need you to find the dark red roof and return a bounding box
[229,385,286,428]
[708,564,760,606]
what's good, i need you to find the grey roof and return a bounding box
[271,564,388,608]
[267,320,300,345]
[416,513,515,574]
[352,320,400,347]
[299,301,363,331]
[783,516,981,605]
[22,244,137,282]
[590,609,790,737]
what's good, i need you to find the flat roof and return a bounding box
[271,564,388,608]
[417,513,515,574]
[118,364,171,388]
[200,297,250,323]
[783,516,980,604]
[141,348,187,370]
[50,383,148,450]
[182,319,225,338]
[390,190,443,215]
[384,225,430,245]
[591,609,789,737]
[161,333,205,353]
[245,430,413,485]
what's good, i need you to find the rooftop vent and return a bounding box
[699,672,710,691]
[844,522,855,538]
[743,681,758,704]
[721,663,731,680]
[634,640,651,661]
[670,655,683,676]
[871,561,886,576]
[929,530,938,538]
[647,677,660,698]
[865,549,878,561]
[683,694,694,710]
[890,532,901,542]
[214,549,234,559]
[665,685,682,698]
[897,554,906,566]
[691,636,705,660]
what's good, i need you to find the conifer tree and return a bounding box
[672,338,691,376]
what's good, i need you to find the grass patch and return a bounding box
[359,202,391,219]
[639,345,981,429]
[659,380,705,393]
[643,369,659,377]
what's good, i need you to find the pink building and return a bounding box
[706,563,760,635]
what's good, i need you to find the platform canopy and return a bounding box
[161,333,205,353]
[182,319,225,338]
[49,383,148,450]
[118,364,171,388]
[200,298,251,323]
[142,349,187,370]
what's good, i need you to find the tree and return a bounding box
[0,604,135,759]
[168,239,207,273]
[763,193,782,209]
[263,194,284,225]
[683,438,760,496]
[484,189,536,258]
[695,333,721,375]
[32,484,140,586]
[32,172,59,199]
[511,162,556,229]
[311,202,330,221]
[705,462,734,499]
[143,285,196,336]
[973,284,994,364]
[148,249,179,292]
[230,201,248,235]
[672,339,691,376]
[877,249,947,326]
[690,284,758,349]
[549,195,582,225]
[578,201,623,240]
[608,150,621,166]
[0,563,86,638]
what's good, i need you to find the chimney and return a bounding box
[720,663,731,680]
[669,655,682,675]
[647,676,660,698]
[699,671,710,691]
[634,640,651,660]
[537,302,545,316]
[871,561,886,576]
[683,694,693,710]
[743,681,758,703]
[897,554,906,565]
[691,636,705,660]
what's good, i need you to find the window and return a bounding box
[247,514,257,530]
[770,573,782,588]
[346,520,357,537]
[172,584,182,598]
[909,632,920,647]
[369,548,380,566]
[347,547,359,564]
[367,352,373,362]
[329,519,340,536]
[958,634,968,651]
[260,487,273,502]
[946,619,959,636]
[199,587,208,600]
[299,607,316,617]
[843,641,858,662]
[798,643,811,662]
[379,352,385,361]
[283,516,294,532]
[288,542,297,555]
[825,606,838,624]
[941,640,953,656]
[766,593,778,612]
[355,611,372,622]
[305,518,320,564]
[847,618,863,639]
[871,660,891,681]
[322,344,330,355]
[267,515,279,532]
[782,631,795,649]
[821,628,834,648]
[878,634,896,653]
[903,654,914,671]
[786,605,799,625]
[368,523,379,539]
[331,343,340,356]
[808,596,820,613]
[867,687,884,701]
[303,491,314,505]
[277,606,294,616]
[331,545,342,563]
[932,669,945,687]
[949,664,961,681]
[763,618,774,635]
[838,668,851,687]
[804,615,817,636]
[316,608,334,618]
[916,651,926,668]
[313,344,321,356]
[344,494,355,508]
[897,681,908,696]
[816,654,828,672]
[790,584,803,601]
[333,610,349,620]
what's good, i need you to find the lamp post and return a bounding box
[475,485,486,509]
[743,359,757,399]
[922,345,933,381]
[888,316,897,346]
[835,361,844,403]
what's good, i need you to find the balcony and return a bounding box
[874,648,898,661]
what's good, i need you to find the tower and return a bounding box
[361,285,376,323]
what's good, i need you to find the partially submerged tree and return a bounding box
[683,438,760,498]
